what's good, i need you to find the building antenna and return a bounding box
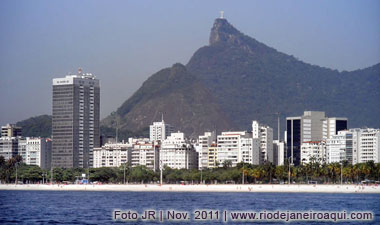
[276,112,281,141]
[220,11,224,19]
[214,125,217,142]
[115,116,119,143]
[161,113,164,122]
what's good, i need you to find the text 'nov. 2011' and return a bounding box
[113,209,373,223]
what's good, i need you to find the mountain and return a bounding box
[16,115,52,138]
[186,18,380,136]
[15,18,380,139]
[101,63,234,138]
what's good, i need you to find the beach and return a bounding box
[1,183,379,193]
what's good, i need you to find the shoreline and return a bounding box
[1,184,379,193]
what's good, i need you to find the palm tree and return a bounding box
[312,162,322,182]
[365,161,376,180]
[251,168,261,184]
[222,160,232,169]
[275,165,286,183]
[345,165,354,183]
[240,166,250,184]
[321,163,329,183]
[376,163,380,181]
[262,162,275,183]
[307,156,317,182]
[353,164,360,183]
[360,163,371,181]
[326,164,332,183]
[333,163,341,184]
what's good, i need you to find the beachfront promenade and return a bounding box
[1,184,379,193]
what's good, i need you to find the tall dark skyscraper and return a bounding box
[52,69,100,168]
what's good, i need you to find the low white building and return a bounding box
[0,136,19,160]
[217,131,260,167]
[130,140,159,171]
[93,142,132,168]
[353,128,380,163]
[25,138,51,169]
[300,141,326,164]
[326,133,347,163]
[160,132,198,169]
[93,138,161,170]
[0,136,51,168]
[325,128,380,164]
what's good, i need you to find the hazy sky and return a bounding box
[1,0,379,125]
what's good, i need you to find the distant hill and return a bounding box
[16,115,52,138]
[14,114,138,141]
[101,63,234,138]
[186,18,380,137]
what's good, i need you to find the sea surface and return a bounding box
[1,190,379,224]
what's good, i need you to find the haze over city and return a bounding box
[1,0,379,125]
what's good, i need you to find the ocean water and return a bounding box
[0,191,379,224]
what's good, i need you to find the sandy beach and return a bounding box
[1,184,379,193]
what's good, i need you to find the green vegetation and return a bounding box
[101,63,233,138]
[100,125,149,142]
[16,115,52,138]
[14,114,147,141]
[1,156,379,184]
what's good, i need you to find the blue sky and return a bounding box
[0,0,379,125]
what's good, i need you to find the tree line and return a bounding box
[1,156,380,184]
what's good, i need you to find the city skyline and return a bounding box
[1,0,380,125]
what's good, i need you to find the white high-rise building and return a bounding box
[217,131,260,167]
[160,132,198,169]
[252,121,273,164]
[241,136,260,165]
[300,141,326,164]
[149,119,174,142]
